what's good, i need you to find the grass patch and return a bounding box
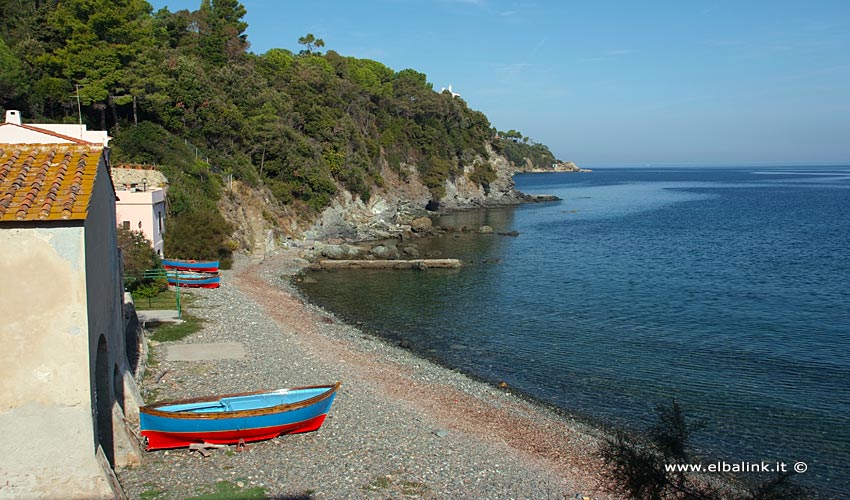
[139,488,165,499]
[132,288,195,311]
[148,313,204,342]
[399,480,428,495]
[363,476,390,490]
[185,481,267,500]
[362,473,429,496]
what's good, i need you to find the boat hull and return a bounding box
[142,413,328,450]
[162,258,220,273]
[139,383,339,450]
[166,273,221,288]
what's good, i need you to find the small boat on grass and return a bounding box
[162,258,220,273]
[139,382,341,450]
[166,271,221,288]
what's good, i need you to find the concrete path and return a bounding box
[136,309,182,323]
[165,342,247,361]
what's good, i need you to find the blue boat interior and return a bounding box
[157,388,329,414]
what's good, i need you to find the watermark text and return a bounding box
[664,461,807,474]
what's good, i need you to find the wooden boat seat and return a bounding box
[221,394,284,411]
[165,402,225,413]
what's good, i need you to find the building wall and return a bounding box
[35,124,110,146]
[87,161,128,381]
[0,158,141,500]
[115,189,166,256]
[0,225,117,499]
[0,111,110,146]
[0,125,79,144]
[85,158,143,474]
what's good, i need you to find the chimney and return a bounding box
[5,110,21,125]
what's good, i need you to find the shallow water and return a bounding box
[297,167,850,497]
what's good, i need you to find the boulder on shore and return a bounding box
[411,217,433,232]
[370,244,400,259]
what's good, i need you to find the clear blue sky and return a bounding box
[149,0,850,165]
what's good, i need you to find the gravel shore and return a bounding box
[118,249,614,500]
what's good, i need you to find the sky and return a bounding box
[148,0,850,166]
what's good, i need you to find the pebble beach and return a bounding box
[118,249,612,499]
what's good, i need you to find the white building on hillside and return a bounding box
[0,110,111,147]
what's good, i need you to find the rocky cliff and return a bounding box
[302,144,539,241]
[217,143,555,254]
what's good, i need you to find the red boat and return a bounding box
[139,383,340,450]
[166,271,221,289]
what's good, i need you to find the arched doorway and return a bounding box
[94,335,114,467]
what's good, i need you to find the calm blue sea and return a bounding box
[297,167,850,497]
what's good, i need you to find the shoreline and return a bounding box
[119,248,615,499]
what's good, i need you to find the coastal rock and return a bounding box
[478,225,494,234]
[410,217,433,232]
[515,161,592,173]
[517,193,561,203]
[321,244,363,260]
[344,244,364,258]
[321,245,346,260]
[401,246,420,258]
[370,244,400,260]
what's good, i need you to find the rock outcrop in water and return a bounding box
[516,161,592,173]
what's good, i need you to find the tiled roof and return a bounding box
[0,143,103,222]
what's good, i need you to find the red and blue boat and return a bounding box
[139,383,341,450]
[162,258,220,273]
[166,271,221,289]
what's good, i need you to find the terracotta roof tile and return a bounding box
[0,144,103,222]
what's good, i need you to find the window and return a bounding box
[122,221,130,230]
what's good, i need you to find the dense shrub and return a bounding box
[599,400,809,500]
[498,132,558,169]
[117,227,164,291]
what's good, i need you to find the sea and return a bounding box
[296,166,850,498]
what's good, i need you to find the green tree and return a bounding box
[196,0,248,65]
[0,37,27,106]
[297,33,325,54]
[40,0,155,128]
[117,226,162,291]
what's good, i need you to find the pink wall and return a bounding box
[115,188,167,256]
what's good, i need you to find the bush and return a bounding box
[118,227,163,292]
[164,209,234,268]
[498,135,557,169]
[598,400,809,500]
